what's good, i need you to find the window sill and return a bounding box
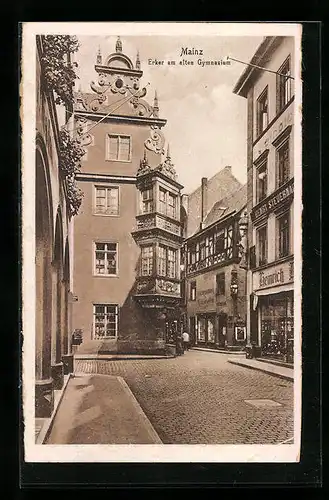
[93,274,119,278]
[93,213,120,217]
[105,159,132,163]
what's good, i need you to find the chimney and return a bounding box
[200,177,208,229]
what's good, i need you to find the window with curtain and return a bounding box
[95,186,119,215]
[95,242,117,275]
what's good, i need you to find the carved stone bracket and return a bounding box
[75,116,93,151]
[157,279,179,294]
[144,125,165,155]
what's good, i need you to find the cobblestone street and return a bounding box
[74,350,294,444]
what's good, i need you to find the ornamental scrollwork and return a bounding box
[157,280,179,293]
[75,116,93,150]
[137,216,155,229]
[136,279,155,292]
[144,125,165,155]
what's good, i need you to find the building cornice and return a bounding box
[75,172,136,183]
[233,36,284,98]
[74,110,167,128]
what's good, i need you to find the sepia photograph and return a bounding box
[21,22,302,463]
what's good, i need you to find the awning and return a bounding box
[254,283,294,297]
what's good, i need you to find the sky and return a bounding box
[74,34,263,193]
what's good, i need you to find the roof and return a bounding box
[203,183,247,228]
[233,36,284,97]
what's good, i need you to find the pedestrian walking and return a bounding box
[176,331,184,356]
[182,331,190,351]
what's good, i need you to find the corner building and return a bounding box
[233,36,295,363]
[72,38,184,353]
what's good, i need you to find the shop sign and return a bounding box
[251,178,294,222]
[253,259,294,291]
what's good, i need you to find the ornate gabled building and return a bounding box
[71,37,184,354]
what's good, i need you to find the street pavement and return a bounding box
[74,350,294,445]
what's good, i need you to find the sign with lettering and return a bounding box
[252,258,294,291]
[251,178,294,222]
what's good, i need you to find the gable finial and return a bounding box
[153,90,159,118]
[116,36,122,53]
[96,45,102,65]
[136,50,141,70]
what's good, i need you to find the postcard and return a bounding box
[21,21,302,463]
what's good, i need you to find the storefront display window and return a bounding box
[260,292,294,362]
[197,317,206,342]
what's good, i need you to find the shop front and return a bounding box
[252,257,294,364]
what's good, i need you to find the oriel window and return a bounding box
[277,212,290,258]
[141,245,153,276]
[158,245,177,279]
[141,188,153,214]
[95,242,117,275]
[256,87,269,136]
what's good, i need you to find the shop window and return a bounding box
[260,294,294,362]
[94,242,117,275]
[93,304,118,339]
[190,281,196,301]
[257,225,267,266]
[277,56,292,113]
[197,317,206,342]
[95,186,119,215]
[141,245,153,276]
[106,134,131,162]
[141,188,153,214]
[277,140,290,188]
[256,162,267,203]
[216,272,225,295]
[256,87,269,136]
[277,212,290,258]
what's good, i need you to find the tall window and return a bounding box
[107,134,131,161]
[141,188,153,214]
[190,281,196,301]
[200,240,206,261]
[93,304,118,339]
[167,192,177,218]
[277,140,290,187]
[158,245,177,278]
[256,87,269,136]
[215,230,225,254]
[216,272,225,295]
[278,212,290,258]
[158,187,177,219]
[141,245,153,276]
[94,242,117,275]
[95,186,119,215]
[256,162,267,203]
[257,225,267,266]
[277,57,292,112]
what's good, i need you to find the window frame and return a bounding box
[277,211,290,259]
[93,241,119,277]
[157,244,178,279]
[141,187,154,214]
[276,138,290,188]
[257,224,268,267]
[106,133,132,162]
[94,185,120,216]
[93,303,119,339]
[256,86,269,137]
[158,186,178,220]
[277,56,292,113]
[190,281,196,301]
[256,161,268,204]
[215,272,225,296]
[140,244,154,277]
